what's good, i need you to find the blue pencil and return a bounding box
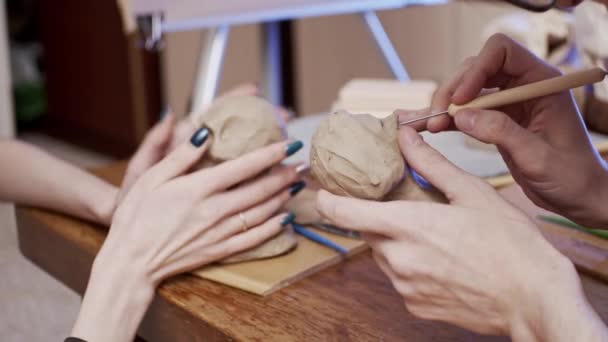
[291,223,349,255]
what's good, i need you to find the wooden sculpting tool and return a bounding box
[399,67,608,126]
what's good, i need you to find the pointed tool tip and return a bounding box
[397,111,449,126]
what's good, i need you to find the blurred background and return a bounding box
[1,0,607,340]
[0,1,534,157]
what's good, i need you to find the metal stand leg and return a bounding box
[190,25,230,113]
[361,11,410,81]
[262,21,283,105]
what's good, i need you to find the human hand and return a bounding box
[118,111,177,203]
[71,129,304,342]
[317,127,607,341]
[397,33,608,228]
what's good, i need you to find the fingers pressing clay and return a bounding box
[395,127,474,202]
[185,95,298,264]
[218,213,297,264]
[192,95,283,167]
[212,165,299,218]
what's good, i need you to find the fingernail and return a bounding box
[190,127,209,147]
[409,168,434,191]
[160,105,171,120]
[281,212,296,227]
[285,140,303,157]
[456,111,476,132]
[295,164,310,174]
[288,181,306,197]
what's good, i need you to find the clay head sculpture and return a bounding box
[193,95,284,165]
[310,110,404,200]
[310,110,446,203]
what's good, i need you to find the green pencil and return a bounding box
[537,215,608,240]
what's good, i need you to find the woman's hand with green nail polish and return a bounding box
[119,82,300,209]
[71,138,303,342]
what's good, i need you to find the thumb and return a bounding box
[137,127,211,189]
[454,109,548,169]
[398,126,490,202]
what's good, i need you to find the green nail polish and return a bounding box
[190,127,209,147]
[160,105,170,120]
[281,212,296,227]
[285,141,303,157]
[288,181,306,197]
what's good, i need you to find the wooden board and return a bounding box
[195,232,367,295]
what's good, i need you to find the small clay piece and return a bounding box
[310,111,404,200]
[195,95,283,164]
[191,95,294,263]
[220,227,297,264]
[310,110,446,203]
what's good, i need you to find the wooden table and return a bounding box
[15,162,608,341]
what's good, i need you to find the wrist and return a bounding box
[509,254,576,341]
[86,184,118,226]
[510,254,606,342]
[72,252,155,341]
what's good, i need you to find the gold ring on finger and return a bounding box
[238,212,249,232]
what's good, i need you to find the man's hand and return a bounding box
[317,127,607,341]
[397,34,608,228]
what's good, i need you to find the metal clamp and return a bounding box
[136,13,164,51]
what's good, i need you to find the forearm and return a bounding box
[0,139,117,225]
[71,249,154,342]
